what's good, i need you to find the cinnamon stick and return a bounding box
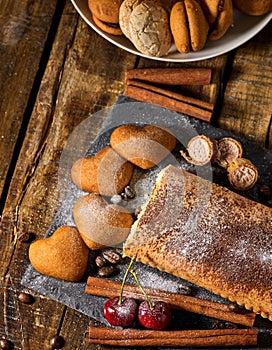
[125,68,212,85]
[89,327,258,347]
[85,276,256,327]
[123,84,213,122]
[127,79,214,112]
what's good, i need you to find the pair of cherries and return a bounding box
[104,258,171,329]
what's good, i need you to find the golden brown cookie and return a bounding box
[185,0,210,50]
[200,0,234,40]
[170,0,209,53]
[71,146,134,197]
[88,0,123,35]
[199,0,219,25]
[128,0,173,57]
[170,1,190,53]
[29,226,89,282]
[110,124,176,169]
[233,0,272,16]
[73,193,133,250]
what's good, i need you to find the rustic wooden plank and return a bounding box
[1,281,69,349]
[1,0,78,277]
[0,0,63,200]
[1,4,137,348]
[0,2,79,349]
[218,24,272,149]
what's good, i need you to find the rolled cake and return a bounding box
[123,165,272,319]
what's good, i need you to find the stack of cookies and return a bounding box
[87,0,271,57]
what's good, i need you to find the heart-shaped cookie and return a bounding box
[71,146,134,196]
[29,226,89,282]
[110,124,176,169]
[73,193,134,250]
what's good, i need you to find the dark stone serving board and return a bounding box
[22,95,272,349]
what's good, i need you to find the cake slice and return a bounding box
[123,165,272,319]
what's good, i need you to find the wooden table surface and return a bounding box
[1,1,271,349]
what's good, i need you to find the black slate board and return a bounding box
[22,95,272,349]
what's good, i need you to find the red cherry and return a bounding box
[104,296,138,327]
[138,300,171,330]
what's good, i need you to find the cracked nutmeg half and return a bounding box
[227,158,258,191]
[216,137,243,168]
[180,135,218,166]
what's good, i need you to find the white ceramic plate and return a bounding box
[71,0,272,62]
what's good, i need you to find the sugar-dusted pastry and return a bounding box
[73,193,133,250]
[71,146,134,197]
[119,0,144,40]
[170,0,209,53]
[120,0,175,40]
[127,0,173,57]
[29,226,89,282]
[110,124,176,169]
[123,165,272,319]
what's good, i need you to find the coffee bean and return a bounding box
[121,192,128,201]
[18,292,34,304]
[177,284,192,296]
[258,183,272,198]
[102,249,121,264]
[49,335,65,349]
[17,231,34,243]
[0,338,11,350]
[124,186,136,199]
[95,255,108,268]
[97,265,118,277]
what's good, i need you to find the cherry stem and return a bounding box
[118,255,136,305]
[130,268,154,310]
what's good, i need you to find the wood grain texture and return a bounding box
[218,24,272,149]
[0,0,61,198]
[0,2,77,349]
